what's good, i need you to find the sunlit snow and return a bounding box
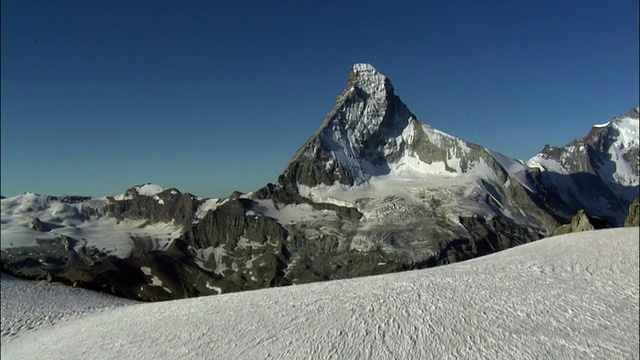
[1,228,637,360]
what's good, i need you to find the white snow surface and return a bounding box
[135,184,165,196]
[2,227,638,360]
[252,200,337,225]
[0,274,135,344]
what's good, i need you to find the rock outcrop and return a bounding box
[551,210,613,236]
[106,186,202,227]
[624,198,639,227]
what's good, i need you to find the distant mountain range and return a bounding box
[2,64,638,301]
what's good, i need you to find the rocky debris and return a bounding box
[624,198,639,227]
[551,210,613,236]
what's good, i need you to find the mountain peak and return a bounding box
[277,64,415,188]
[347,63,394,100]
[351,63,378,72]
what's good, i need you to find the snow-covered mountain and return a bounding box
[1,64,638,301]
[525,107,639,224]
[1,184,194,258]
[282,63,520,187]
[273,65,638,232]
[255,63,637,270]
[2,228,638,360]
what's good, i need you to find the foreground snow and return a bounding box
[0,275,135,343]
[1,227,638,359]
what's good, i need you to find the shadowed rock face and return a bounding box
[1,67,637,302]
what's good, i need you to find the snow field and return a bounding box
[0,274,135,344]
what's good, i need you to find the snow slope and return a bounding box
[1,227,638,359]
[0,274,134,344]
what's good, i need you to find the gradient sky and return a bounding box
[2,0,638,198]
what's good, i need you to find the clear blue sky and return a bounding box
[2,1,638,198]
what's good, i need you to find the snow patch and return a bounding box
[135,184,165,197]
[195,198,226,220]
[205,281,222,294]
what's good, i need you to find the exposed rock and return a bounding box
[624,198,639,227]
[439,216,541,264]
[280,63,415,188]
[29,217,50,232]
[59,195,92,204]
[551,210,613,236]
[106,187,202,227]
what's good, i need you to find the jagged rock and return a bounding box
[624,198,639,227]
[551,210,613,236]
[59,195,92,204]
[29,217,50,232]
[106,186,202,227]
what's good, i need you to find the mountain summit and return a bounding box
[347,63,395,100]
[1,64,637,301]
[278,64,638,228]
[280,65,524,193]
[280,63,416,187]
